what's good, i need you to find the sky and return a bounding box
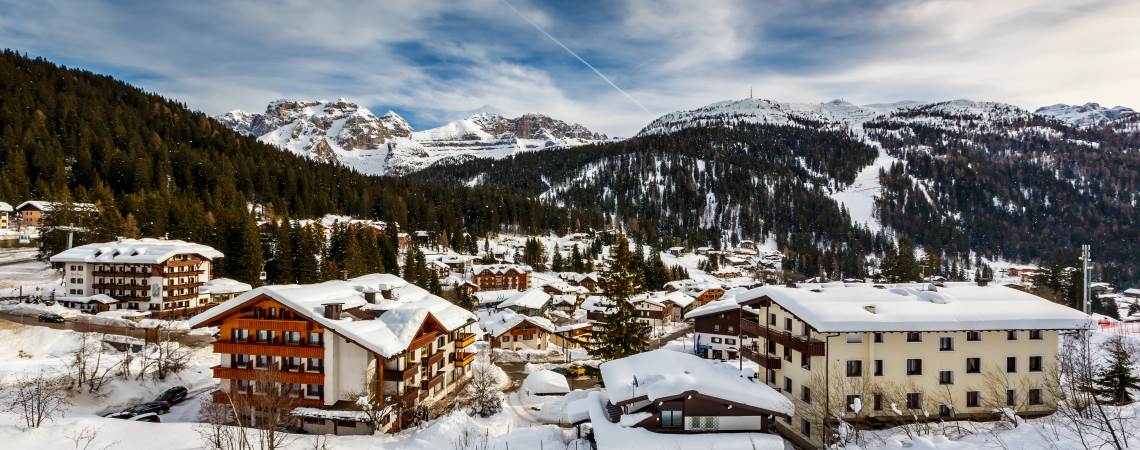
[1,0,1138,136]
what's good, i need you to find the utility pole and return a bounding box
[1082,244,1091,315]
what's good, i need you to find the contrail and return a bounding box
[501,0,650,113]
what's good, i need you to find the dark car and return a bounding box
[155,386,188,405]
[108,401,171,419]
[37,313,65,323]
[128,412,161,423]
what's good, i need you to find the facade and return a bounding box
[0,201,11,229]
[686,301,749,361]
[50,239,223,311]
[685,285,726,307]
[497,288,551,316]
[482,310,557,351]
[722,282,1089,448]
[597,349,793,434]
[469,264,531,291]
[15,200,97,228]
[188,273,478,434]
[627,294,669,328]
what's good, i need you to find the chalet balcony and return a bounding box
[452,351,475,367]
[212,366,324,385]
[409,332,438,351]
[422,349,446,367]
[163,292,200,302]
[400,387,420,407]
[455,332,476,348]
[741,347,782,369]
[421,371,444,391]
[741,318,762,337]
[213,341,324,359]
[757,328,825,357]
[384,363,420,382]
[162,281,205,291]
[213,391,324,408]
[233,318,311,333]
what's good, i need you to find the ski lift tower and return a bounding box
[1082,244,1091,315]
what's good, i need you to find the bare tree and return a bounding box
[4,371,72,428]
[457,355,502,418]
[195,398,250,450]
[1048,329,1138,450]
[139,328,191,381]
[69,333,120,394]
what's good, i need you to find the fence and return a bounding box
[1097,321,1140,336]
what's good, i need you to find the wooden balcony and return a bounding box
[384,363,420,382]
[163,281,205,291]
[741,347,782,369]
[163,292,200,302]
[741,318,762,337]
[421,371,444,391]
[93,271,152,278]
[455,332,476,348]
[452,351,475,367]
[212,391,325,408]
[422,349,446,367]
[409,332,438,351]
[213,341,324,359]
[234,318,311,333]
[400,388,419,407]
[757,328,825,357]
[212,366,324,385]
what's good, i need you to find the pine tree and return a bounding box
[551,249,565,272]
[591,235,650,360]
[1092,336,1140,405]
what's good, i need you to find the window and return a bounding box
[307,332,321,345]
[784,377,792,393]
[801,386,811,404]
[255,355,269,368]
[801,419,811,437]
[232,328,249,342]
[725,338,736,345]
[873,393,883,411]
[660,410,683,428]
[939,337,954,351]
[284,331,301,345]
[1006,389,1017,406]
[306,384,323,398]
[1007,356,1017,373]
[906,358,923,375]
[906,393,922,410]
[784,346,792,362]
[307,358,322,372]
[939,370,953,385]
[801,323,810,336]
[727,326,735,333]
[1007,330,1018,341]
[846,333,863,343]
[906,332,922,342]
[846,360,863,377]
[874,332,884,343]
[874,360,884,376]
[801,352,811,370]
[846,395,862,412]
[939,404,953,417]
[769,313,776,326]
[784,318,792,331]
[711,337,722,344]
[1029,330,1043,340]
[966,391,980,408]
[1029,389,1043,405]
[713,324,720,332]
[500,335,509,342]
[256,330,269,343]
[966,357,981,374]
[1029,356,1043,372]
[236,379,251,393]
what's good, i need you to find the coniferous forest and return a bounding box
[0,50,603,283]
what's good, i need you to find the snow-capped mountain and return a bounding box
[1035,102,1138,128]
[217,99,608,175]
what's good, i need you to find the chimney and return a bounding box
[378,283,394,299]
[364,290,377,304]
[322,302,343,319]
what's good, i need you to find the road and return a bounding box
[0,312,215,348]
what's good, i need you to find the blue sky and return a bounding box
[1,0,1138,135]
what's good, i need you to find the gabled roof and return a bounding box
[189,274,476,358]
[201,278,253,295]
[479,309,556,337]
[16,200,97,212]
[50,238,223,264]
[0,202,12,212]
[471,264,532,274]
[599,349,793,416]
[499,288,551,310]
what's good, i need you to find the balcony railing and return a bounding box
[384,363,420,382]
[233,318,311,333]
[214,341,324,359]
[400,388,420,407]
[741,347,782,369]
[757,328,825,356]
[421,372,444,391]
[455,332,476,348]
[212,366,324,385]
[452,351,475,367]
[409,332,438,351]
[422,349,446,367]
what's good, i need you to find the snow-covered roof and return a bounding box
[201,278,253,295]
[499,288,551,310]
[0,202,11,212]
[15,200,97,212]
[62,294,119,304]
[522,370,570,395]
[189,273,476,358]
[1125,288,1140,296]
[684,296,747,320]
[471,264,532,274]
[50,238,223,264]
[741,282,1092,332]
[472,289,518,305]
[599,349,794,416]
[290,407,371,422]
[580,295,613,313]
[478,309,556,337]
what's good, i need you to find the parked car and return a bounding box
[127,412,161,423]
[107,401,171,419]
[155,386,188,405]
[37,313,65,323]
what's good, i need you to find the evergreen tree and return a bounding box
[591,235,650,360]
[551,249,565,272]
[570,245,585,273]
[1092,336,1140,405]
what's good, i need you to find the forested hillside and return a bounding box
[0,50,603,282]
[420,124,896,279]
